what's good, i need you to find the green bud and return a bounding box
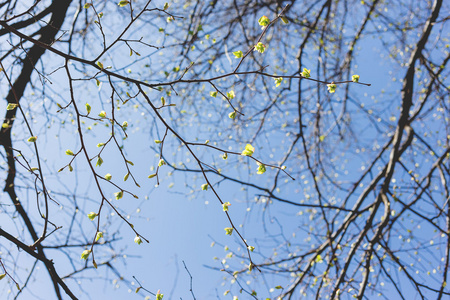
[256,163,266,174]
[6,103,18,110]
[224,227,233,235]
[352,74,360,83]
[88,212,97,220]
[301,68,311,78]
[327,83,337,93]
[86,103,91,114]
[114,191,123,200]
[274,77,283,87]
[254,42,266,53]
[81,249,91,260]
[258,15,270,28]
[228,111,236,119]
[226,90,235,99]
[158,159,166,167]
[232,50,243,58]
[134,236,142,245]
[96,231,103,241]
[241,144,254,156]
[98,111,106,118]
[27,136,37,143]
[96,156,103,167]
[105,173,112,180]
[118,1,129,7]
[201,183,208,191]
[222,202,231,211]
[65,149,74,156]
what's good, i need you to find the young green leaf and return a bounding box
[96,156,103,167]
[201,183,208,191]
[158,159,166,167]
[65,149,74,156]
[98,111,106,118]
[226,90,235,99]
[81,249,91,260]
[96,231,103,241]
[256,163,266,174]
[327,83,337,93]
[118,1,129,7]
[134,236,142,245]
[241,144,255,156]
[258,16,270,28]
[6,103,18,110]
[301,68,311,78]
[85,103,91,114]
[87,212,97,221]
[274,77,283,87]
[222,202,231,211]
[228,111,236,119]
[232,50,243,58]
[105,173,112,180]
[254,42,266,53]
[96,61,104,69]
[224,227,233,235]
[210,91,218,98]
[352,74,360,83]
[114,191,123,200]
[27,136,37,143]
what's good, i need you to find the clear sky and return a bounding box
[1,0,449,299]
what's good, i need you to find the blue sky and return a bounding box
[1,0,449,299]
